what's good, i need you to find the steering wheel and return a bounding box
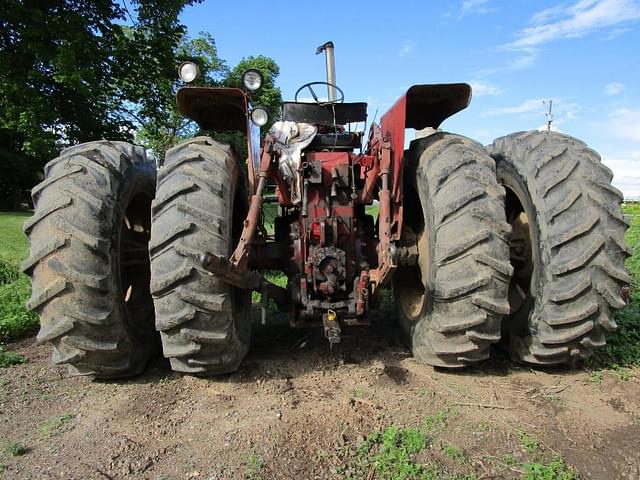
[294,81,345,104]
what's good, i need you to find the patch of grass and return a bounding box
[545,395,566,409]
[442,444,466,463]
[522,457,576,480]
[355,425,434,480]
[352,387,367,399]
[0,274,39,342]
[589,204,640,372]
[245,452,264,480]
[0,212,39,342]
[37,413,76,438]
[0,345,26,367]
[502,453,517,467]
[517,430,540,454]
[2,441,27,457]
[588,370,604,384]
[423,408,454,433]
[622,203,639,303]
[0,212,30,265]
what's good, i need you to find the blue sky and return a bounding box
[180,0,640,198]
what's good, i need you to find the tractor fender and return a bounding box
[380,83,472,203]
[176,87,249,132]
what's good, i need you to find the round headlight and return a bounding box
[242,69,263,91]
[178,62,199,83]
[250,107,269,127]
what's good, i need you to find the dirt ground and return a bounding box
[1,308,640,480]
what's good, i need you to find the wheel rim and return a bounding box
[118,192,153,327]
[503,186,535,317]
[395,228,430,321]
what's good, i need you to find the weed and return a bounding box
[522,457,576,480]
[442,444,466,463]
[0,345,26,367]
[3,441,27,457]
[545,395,566,409]
[517,430,540,454]
[246,452,264,480]
[613,367,633,381]
[38,413,76,438]
[352,387,367,399]
[0,257,19,284]
[423,408,453,433]
[478,420,492,433]
[588,370,604,384]
[502,453,517,467]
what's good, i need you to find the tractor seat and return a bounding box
[282,102,367,126]
[307,132,363,151]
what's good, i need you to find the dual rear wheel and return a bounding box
[23,132,630,377]
[394,131,630,367]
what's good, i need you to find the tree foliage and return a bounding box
[0,0,281,207]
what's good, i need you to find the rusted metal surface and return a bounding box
[176,87,248,132]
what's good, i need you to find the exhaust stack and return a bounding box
[316,41,336,102]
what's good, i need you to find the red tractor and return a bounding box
[23,42,631,377]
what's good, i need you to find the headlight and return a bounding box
[242,69,263,91]
[250,107,269,127]
[178,62,199,83]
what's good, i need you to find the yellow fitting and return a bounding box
[327,309,337,322]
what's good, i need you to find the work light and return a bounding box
[250,107,269,127]
[178,62,199,83]
[242,69,263,91]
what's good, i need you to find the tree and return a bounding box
[0,0,130,207]
[224,55,282,132]
[135,32,228,158]
[0,0,202,206]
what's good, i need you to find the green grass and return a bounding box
[37,413,76,438]
[517,430,541,454]
[622,203,639,303]
[0,345,26,367]
[245,452,264,480]
[353,425,435,480]
[0,212,38,344]
[522,458,577,480]
[2,441,27,457]
[0,212,29,265]
[589,203,640,372]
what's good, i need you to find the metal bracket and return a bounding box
[322,309,341,345]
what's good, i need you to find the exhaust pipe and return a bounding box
[316,41,336,102]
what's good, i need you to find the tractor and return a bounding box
[22,42,631,378]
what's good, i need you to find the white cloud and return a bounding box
[484,98,545,116]
[605,82,625,95]
[602,150,640,198]
[469,80,505,97]
[507,0,640,50]
[459,0,491,19]
[607,109,640,141]
[399,40,415,57]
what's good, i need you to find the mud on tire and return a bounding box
[488,131,632,365]
[150,137,250,375]
[394,133,512,367]
[22,141,158,378]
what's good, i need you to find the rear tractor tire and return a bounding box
[487,131,632,365]
[394,133,512,367]
[150,137,250,375]
[22,141,158,378]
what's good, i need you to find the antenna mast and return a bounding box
[545,99,553,132]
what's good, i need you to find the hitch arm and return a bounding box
[200,252,288,308]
